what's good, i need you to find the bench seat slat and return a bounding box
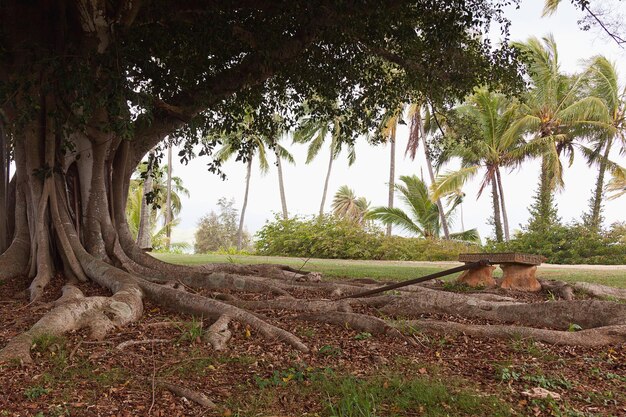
[459,252,545,266]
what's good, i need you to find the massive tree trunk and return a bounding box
[165,145,173,249]
[495,166,510,242]
[0,116,7,253]
[387,129,396,236]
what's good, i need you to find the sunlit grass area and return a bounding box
[153,253,626,288]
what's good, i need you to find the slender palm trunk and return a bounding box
[319,145,334,217]
[275,150,288,220]
[164,145,173,250]
[137,151,154,250]
[460,202,465,232]
[421,136,450,239]
[491,179,503,242]
[588,137,613,229]
[495,166,510,241]
[238,157,253,250]
[0,118,7,253]
[387,131,396,236]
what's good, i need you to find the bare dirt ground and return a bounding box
[1,272,625,417]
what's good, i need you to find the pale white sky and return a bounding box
[169,1,626,247]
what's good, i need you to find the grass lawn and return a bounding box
[153,253,626,288]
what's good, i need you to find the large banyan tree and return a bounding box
[1,1,625,363]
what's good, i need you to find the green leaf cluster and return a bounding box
[255,215,478,261]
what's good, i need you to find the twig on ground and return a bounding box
[115,338,170,351]
[158,381,216,408]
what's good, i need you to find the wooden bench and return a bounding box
[457,253,546,292]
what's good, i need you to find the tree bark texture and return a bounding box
[587,137,612,229]
[495,166,510,241]
[387,130,396,236]
[491,177,504,242]
[237,157,253,250]
[137,150,154,251]
[276,149,288,220]
[319,144,334,217]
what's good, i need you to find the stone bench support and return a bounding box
[457,253,545,292]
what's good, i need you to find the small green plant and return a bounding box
[498,367,521,383]
[254,363,331,388]
[24,386,50,400]
[354,332,372,340]
[523,374,572,390]
[568,323,583,332]
[176,317,204,343]
[319,345,343,357]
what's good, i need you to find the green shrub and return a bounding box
[255,215,478,261]
[485,222,626,265]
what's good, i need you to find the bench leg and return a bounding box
[499,263,541,292]
[457,264,496,287]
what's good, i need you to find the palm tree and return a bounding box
[367,175,479,242]
[127,163,189,248]
[432,88,530,242]
[331,185,370,225]
[378,107,402,236]
[273,132,295,220]
[607,168,626,200]
[579,56,626,228]
[506,35,609,226]
[214,127,294,250]
[293,114,355,217]
[404,101,451,239]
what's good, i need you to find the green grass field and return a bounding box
[153,253,626,288]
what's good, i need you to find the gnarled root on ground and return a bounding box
[399,319,626,347]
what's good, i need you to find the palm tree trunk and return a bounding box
[495,166,510,241]
[164,145,173,250]
[421,136,450,239]
[387,131,396,236]
[238,157,253,250]
[137,151,155,250]
[491,179,503,242]
[275,150,288,220]
[588,138,612,229]
[319,145,334,217]
[0,117,7,253]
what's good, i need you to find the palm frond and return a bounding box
[366,206,424,236]
[431,166,479,201]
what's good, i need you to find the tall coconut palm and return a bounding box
[404,101,451,239]
[367,175,479,242]
[273,133,295,220]
[506,35,609,226]
[378,107,402,236]
[293,114,355,217]
[331,185,370,225]
[579,56,626,228]
[432,88,530,242]
[215,128,294,250]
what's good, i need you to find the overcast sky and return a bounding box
[168,1,626,247]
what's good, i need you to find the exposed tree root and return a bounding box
[138,279,308,352]
[571,282,626,302]
[116,339,170,351]
[380,286,626,330]
[539,280,575,300]
[297,311,403,337]
[204,315,232,350]
[158,381,216,409]
[0,284,142,363]
[399,319,626,347]
[230,298,353,313]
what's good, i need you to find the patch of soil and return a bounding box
[1,278,624,417]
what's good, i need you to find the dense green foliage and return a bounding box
[255,215,478,261]
[486,222,626,265]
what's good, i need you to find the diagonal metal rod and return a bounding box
[338,260,490,300]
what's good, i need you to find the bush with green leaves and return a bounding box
[255,215,478,261]
[485,222,626,265]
